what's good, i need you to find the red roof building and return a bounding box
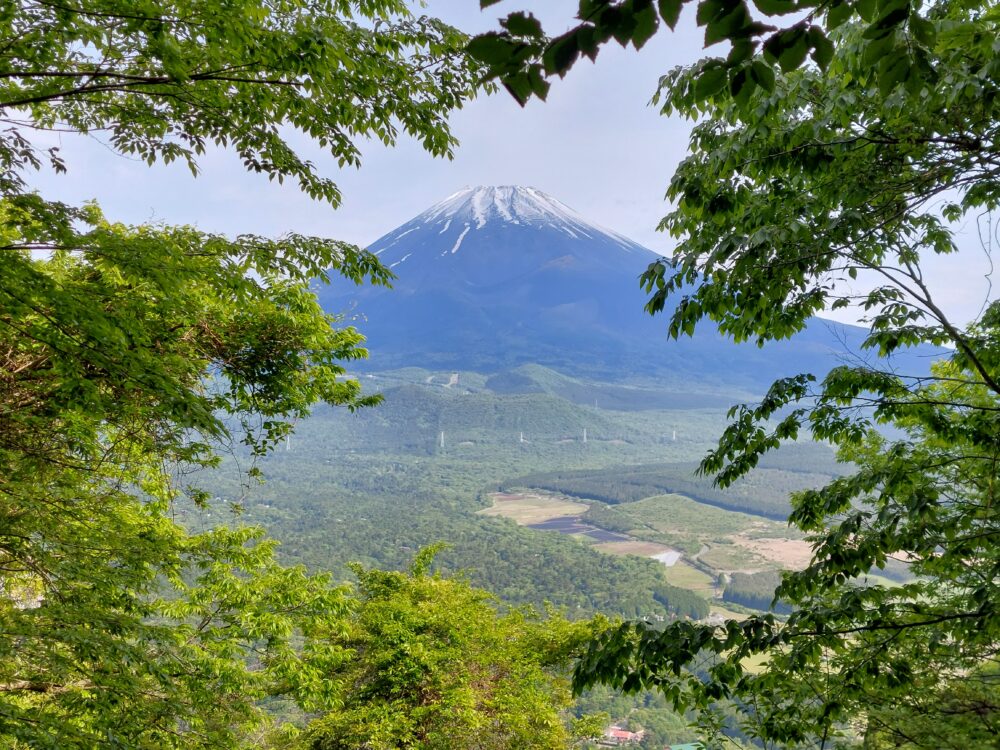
[604,725,646,745]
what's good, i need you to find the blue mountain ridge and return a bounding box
[317,186,931,391]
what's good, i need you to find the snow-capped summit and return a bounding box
[371,185,652,271]
[414,185,646,251]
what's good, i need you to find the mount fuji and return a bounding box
[318,186,874,389]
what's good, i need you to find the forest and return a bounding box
[2,0,998,749]
[721,572,791,614]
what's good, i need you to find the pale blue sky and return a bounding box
[27,0,994,329]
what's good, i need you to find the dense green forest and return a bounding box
[722,572,791,614]
[203,398,723,620]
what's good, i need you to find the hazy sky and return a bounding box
[28,0,994,328]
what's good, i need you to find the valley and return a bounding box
[192,187,928,747]
[204,363,839,748]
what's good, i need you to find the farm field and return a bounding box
[661,562,716,594]
[614,493,808,574]
[731,535,813,570]
[479,490,788,605]
[593,540,677,558]
[710,604,752,621]
[476,486,818,613]
[477,491,588,525]
[481,493,717,583]
[623,493,792,539]
[699,542,765,572]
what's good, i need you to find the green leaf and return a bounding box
[579,0,614,18]
[658,0,684,29]
[543,31,581,76]
[697,0,734,26]
[825,0,854,29]
[731,66,756,106]
[878,50,911,95]
[467,33,518,67]
[752,0,798,15]
[705,3,751,46]
[855,0,878,21]
[871,0,910,31]
[501,11,544,38]
[694,61,729,99]
[808,26,834,69]
[908,12,936,47]
[749,59,776,91]
[861,31,897,66]
[631,2,660,48]
[728,38,758,64]
[779,35,809,70]
[528,65,551,100]
[606,5,639,46]
[503,72,534,105]
[763,26,808,71]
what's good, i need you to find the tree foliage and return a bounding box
[301,547,607,750]
[4,0,474,200]
[0,1,480,746]
[554,2,1000,747]
[470,0,944,107]
[862,662,1000,750]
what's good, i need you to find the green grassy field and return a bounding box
[661,562,717,594]
[698,543,765,572]
[625,493,768,536]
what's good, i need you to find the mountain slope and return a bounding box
[318,186,917,389]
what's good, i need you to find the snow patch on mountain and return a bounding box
[448,225,471,255]
[373,225,418,255]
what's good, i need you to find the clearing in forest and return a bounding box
[729,535,813,570]
[593,540,675,558]
[614,493,810,574]
[479,491,589,525]
[661,562,716,594]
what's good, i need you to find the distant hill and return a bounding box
[483,363,738,410]
[319,186,937,389]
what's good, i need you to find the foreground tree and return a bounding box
[301,548,607,750]
[470,0,943,108]
[473,1,1000,746]
[0,1,479,746]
